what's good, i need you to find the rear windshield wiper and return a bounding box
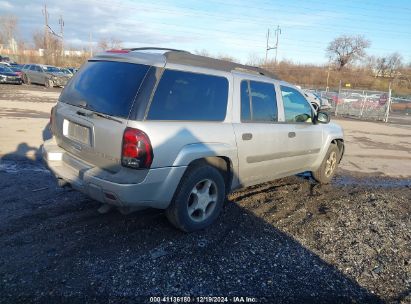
[93,112,123,124]
[76,108,123,124]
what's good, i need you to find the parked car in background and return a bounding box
[303,90,332,111]
[8,65,23,78]
[0,65,22,85]
[43,48,344,232]
[66,67,78,74]
[22,64,71,88]
[58,67,74,78]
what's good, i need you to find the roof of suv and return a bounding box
[94,48,277,79]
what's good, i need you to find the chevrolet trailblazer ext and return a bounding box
[43,48,344,232]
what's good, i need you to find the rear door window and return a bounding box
[59,61,150,119]
[146,69,228,121]
[241,80,277,122]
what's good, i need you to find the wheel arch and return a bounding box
[183,156,234,195]
[330,138,344,163]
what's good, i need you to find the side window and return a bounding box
[280,86,312,123]
[240,80,277,122]
[147,69,228,121]
[29,65,36,71]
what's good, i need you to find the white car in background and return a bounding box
[303,90,332,111]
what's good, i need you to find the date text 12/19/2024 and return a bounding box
[150,296,258,303]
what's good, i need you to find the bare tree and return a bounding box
[326,35,370,70]
[246,52,264,66]
[193,49,211,57]
[97,37,122,51]
[373,52,403,78]
[386,52,403,77]
[217,54,238,63]
[32,30,62,65]
[0,15,18,44]
[33,30,45,49]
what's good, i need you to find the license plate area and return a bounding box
[63,119,91,146]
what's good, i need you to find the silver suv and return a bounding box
[43,48,344,232]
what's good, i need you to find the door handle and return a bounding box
[242,133,253,141]
[288,132,296,138]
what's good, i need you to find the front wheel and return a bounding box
[23,74,31,85]
[312,144,339,184]
[45,79,54,88]
[166,163,226,232]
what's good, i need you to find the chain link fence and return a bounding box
[302,87,411,124]
[322,89,390,121]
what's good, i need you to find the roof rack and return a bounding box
[233,67,265,76]
[124,47,190,53]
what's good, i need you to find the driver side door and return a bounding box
[278,84,323,172]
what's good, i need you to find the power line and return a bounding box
[94,1,411,35]
[191,0,411,23]
[43,0,411,61]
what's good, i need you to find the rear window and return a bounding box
[241,80,278,122]
[146,69,228,121]
[60,61,150,118]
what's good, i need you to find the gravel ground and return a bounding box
[0,159,409,303]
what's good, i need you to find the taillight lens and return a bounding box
[121,127,153,169]
[49,106,54,131]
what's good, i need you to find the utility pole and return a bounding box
[384,82,392,123]
[265,25,281,65]
[89,32,93,57]
[326,65,331,92]
[274,25,281,65]
[265,29,269,64]
[42,3,49,57]
[59,15,64,57]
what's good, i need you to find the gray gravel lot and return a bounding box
[0,84,410,303]
[0,159,409,303]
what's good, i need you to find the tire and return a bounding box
[45,79,54,88]
[23,74,31,85]
[165,163,226,232]
[312,143,339,184]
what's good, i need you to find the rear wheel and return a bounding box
[312,143,339,184]
[166,163,225,232]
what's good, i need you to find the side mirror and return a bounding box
[316,111,330,124]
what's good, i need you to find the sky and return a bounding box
[1,0,411,65]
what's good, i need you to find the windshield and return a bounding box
[42,66,61,73]
[0,66,13,73]
[60,61,150,119]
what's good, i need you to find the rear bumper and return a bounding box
[42,138,186,209]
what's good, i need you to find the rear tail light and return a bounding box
[49,106,54,131]
[121,127,153,169]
